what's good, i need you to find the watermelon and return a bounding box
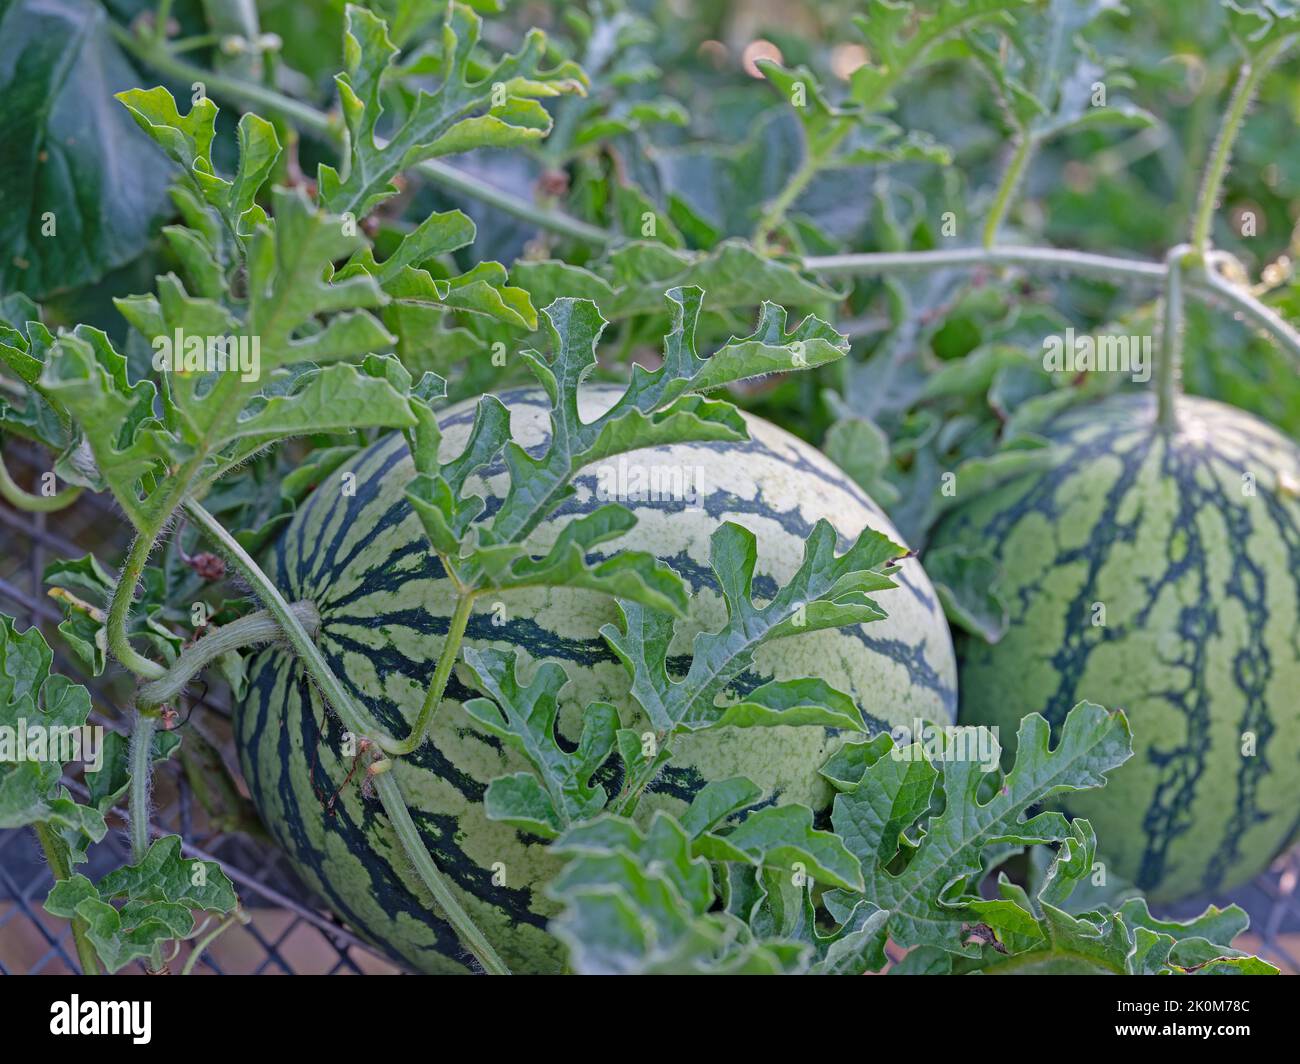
[930,391,1300,902]
[235,385,958,973]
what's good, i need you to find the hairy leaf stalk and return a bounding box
[129,710,157,864]
[1157,245,1190,432]
[137,600,320,709]
[1191,36,1297,256]
[371,769,511,975]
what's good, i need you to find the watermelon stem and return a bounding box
[107,529,170,683]
[982,132,1033,250]
[1157,244,1190,432]
[372,769,512,975]
[137,600,321,710]
[182,498,406,754]
[806,246,1167,284]
[389,590,477,756]
[128,710,157,866]
[1190,33,1297,258]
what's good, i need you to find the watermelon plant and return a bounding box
[0,0,1296,977]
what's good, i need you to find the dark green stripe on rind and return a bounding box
[933,392,1300,902]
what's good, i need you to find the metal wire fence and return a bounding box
[1,442,1297,975]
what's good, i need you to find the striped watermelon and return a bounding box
[236,385,957,973]
[930,391,1300,902]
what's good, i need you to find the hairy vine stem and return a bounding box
[983,133,1033,248]
[1197,251,1300,366]
[107,530,168,682]
[129,711,157,864]
[180,498,406,753]
[806,245,1300,368]
[1190,35,1297,257]
[110,23,614,247]
[32,822,101,975]
[389,591,476,756]
[371,769,511,975]
[137,600,320,710]
[755,157,819,254]
[805,245,1168,283]
[1157,245,1190,432]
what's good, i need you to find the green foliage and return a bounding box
[0,616,102,839]
[0,0,174,298]
[601,519,900,734]
[401,286,848,603]
[321,3,586,219]
[0,0,1293,978]
[45,836,237,973]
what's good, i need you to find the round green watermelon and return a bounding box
[236,386,957,973]
[931,391,1300,902]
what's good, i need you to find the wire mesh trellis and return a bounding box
[1,441,1298,975]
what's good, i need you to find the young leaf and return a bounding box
[1223,0,1300,59]
[484,287,846,547]
[36,327,171,525]
[320,3,587,220]
[116,88,282,238]
[337,208,539,332]
[965,0,1156,141]
[44,554,182,676]
[754,60,950,244]
[824,701,1132,962]
[512,241,842,324]
[460,647,617,837]
[601,519,904,734]
[694,804,864,892]
[967,819,1279,974]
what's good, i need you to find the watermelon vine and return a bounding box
[1,0,1297,977]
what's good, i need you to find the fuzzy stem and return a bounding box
[1158,244,1190,432]
[107,532,168,682]
[371,768,510,975]
[755,157,819,253]
[389,591,475,756]
[181,911,245,975]
[612,743,667,818]
[805,245,1168,284]
[1190,37,1295,256]
[181,498,404,752]
[806,244,1300,367]
[154,0,173,41]
[129,711,157,864]
[983,132,1034,249]
[0,450,82,513]
[1191,253,1300,367]
[109,23,614,246]
[137,601,320,709]
[33,822,101,975]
